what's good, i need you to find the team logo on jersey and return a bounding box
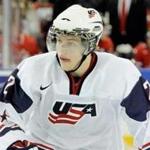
[48,101,96,124]
[40,81,53,90]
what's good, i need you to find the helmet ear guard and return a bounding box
[46,4,103,55]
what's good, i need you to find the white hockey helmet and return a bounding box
[47,4,103,55]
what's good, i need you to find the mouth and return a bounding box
[59,56,71,62]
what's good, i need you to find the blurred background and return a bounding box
[0,0,150,75]
[0,0,150,149]
[0,0,150,70]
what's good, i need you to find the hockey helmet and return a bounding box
[46,4,103,55]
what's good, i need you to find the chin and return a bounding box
[59,62,72,71]
[60,65,72,72]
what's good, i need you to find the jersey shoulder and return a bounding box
[16,52,57,89]
[95,51,140,76]
[18,51,57,74]
[95,52,142,97]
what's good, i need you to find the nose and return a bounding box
[57,46,69,57]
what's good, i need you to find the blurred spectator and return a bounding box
[31,0,54,53]
[37,19,51,53]
[146,7,150,32]
[116,44,134,60]
[32,0,54,10]
[106,0,147,47]
[134,32,150,68]
[98,36,114,53]
[12,33,40,64]
[115,43,140,68]
[32,1,54,21]
[13,33,40,56]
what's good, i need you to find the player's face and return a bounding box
[56,34,84,71]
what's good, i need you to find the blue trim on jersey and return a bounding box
[0,126,23,137]
[0,69,33,113]
[121,77,150,121]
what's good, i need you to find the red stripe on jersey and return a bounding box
[49,109,84,120]
[48,117,77,124]
[12,140,54,150]
[48,107,85,124]
[142,142,150,149]
[0,124,4,129]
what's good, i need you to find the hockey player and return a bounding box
[0,4,150,150]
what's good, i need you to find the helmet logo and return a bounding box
[88,10,96,18]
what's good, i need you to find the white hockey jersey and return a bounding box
[0,51,150,150]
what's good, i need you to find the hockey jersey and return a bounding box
[0,51,150,150]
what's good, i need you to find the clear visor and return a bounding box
[46,27,98,55]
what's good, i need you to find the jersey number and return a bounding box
[3,75,15,96]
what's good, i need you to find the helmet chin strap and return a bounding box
[66,54,87,73]
[66,40,94,73]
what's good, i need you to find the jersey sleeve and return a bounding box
[0,59,40,149]
[120,61,150,149]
